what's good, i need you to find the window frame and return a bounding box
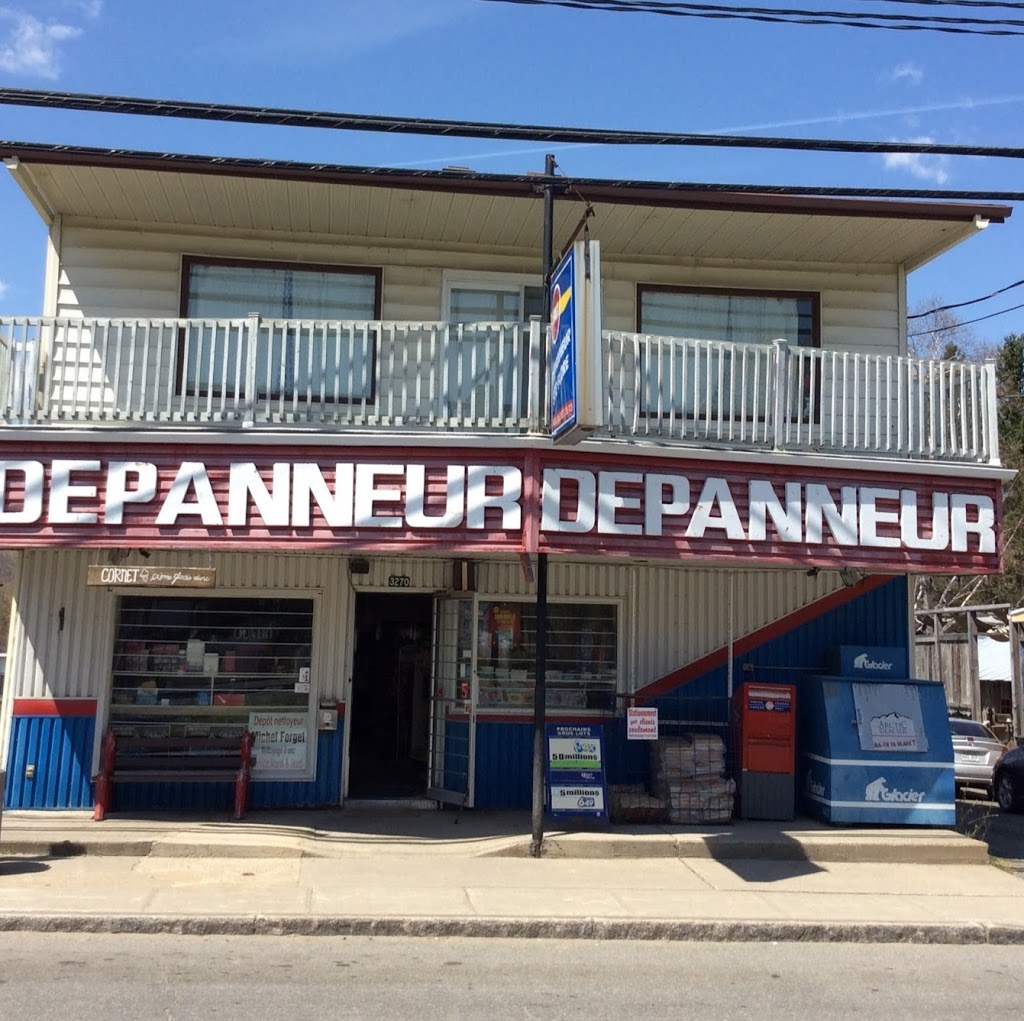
[474,594,624,714]
[441,271,544,421]
[636,284,821,347]
[635,283,821,421]
[441,270,544,324]
[177,255,383,404]
[106,590,323,781]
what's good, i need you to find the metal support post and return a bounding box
[530,154,556,859]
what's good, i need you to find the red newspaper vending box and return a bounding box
[732,681,797,820]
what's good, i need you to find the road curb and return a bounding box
[1,835,990,865]
[0,913,1020,944]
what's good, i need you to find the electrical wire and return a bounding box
[848,1,1024,9]
[477,0,1024,34]
[908,300,1024,335]
[533,0,1024,25]
[3,88,1024,161]
[909,277,1024,318]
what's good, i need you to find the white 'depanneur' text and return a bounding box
[540,469,994,552]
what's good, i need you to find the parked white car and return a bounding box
[949,717,1006,799]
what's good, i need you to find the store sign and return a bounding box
[549,240,602,444]
[852,683,928,753]
[546,723,608,820]
[0,447,1001,573]
[248,711,309,773]
[627,706,659,740]
[86,565,217,588]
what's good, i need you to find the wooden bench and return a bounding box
[93,729,254,821]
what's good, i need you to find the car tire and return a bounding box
[995,771,1022,813]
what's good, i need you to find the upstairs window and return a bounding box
[638,286,818,349]
[443,278,544,421]
[637,285,819,417]
[447,284,545,325]
[179,257,381,401]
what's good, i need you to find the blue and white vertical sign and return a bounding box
[549,239,602,444]
[546,722,608,820]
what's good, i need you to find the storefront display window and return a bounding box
[108,596,314,773]
[476,600,618,710]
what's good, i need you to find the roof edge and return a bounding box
[0,140,1013,224]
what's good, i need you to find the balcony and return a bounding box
[0,315,1000,465]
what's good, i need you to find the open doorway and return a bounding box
[348,593,434,799]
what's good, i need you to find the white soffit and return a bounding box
[18,161,987,268]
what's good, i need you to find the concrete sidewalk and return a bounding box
[1,809,1022,944]
[0,808,994,863]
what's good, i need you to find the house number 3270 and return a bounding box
[388,575,412,588]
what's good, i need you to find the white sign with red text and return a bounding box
[627,706,659,741]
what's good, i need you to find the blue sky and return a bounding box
[0,0,1021,348]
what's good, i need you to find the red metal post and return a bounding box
[234,731,254,820]
[92,730,117,822]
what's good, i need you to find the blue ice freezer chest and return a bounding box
[799,669,955,826]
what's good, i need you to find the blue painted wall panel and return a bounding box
[4,715,95,810]
[111,730,343,813]
[474,722,532,809]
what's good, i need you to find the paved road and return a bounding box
[1,933,1021,1020]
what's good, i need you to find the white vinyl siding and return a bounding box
[51,224,902,355]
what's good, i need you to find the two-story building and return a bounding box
[0,140,1012,816]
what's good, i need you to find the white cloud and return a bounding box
[887,62,924,87]
[882,139,951,185]
[0,280,9,300]
[64,0,102,17]
[0,8,83,79]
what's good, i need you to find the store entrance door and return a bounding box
[348,593,434,799]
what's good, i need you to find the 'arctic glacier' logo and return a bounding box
[853,653,894,671]
[864,777,924,803]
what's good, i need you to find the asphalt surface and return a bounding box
[1,932,1021,1020]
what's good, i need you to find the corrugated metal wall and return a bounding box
[4,544,873,810]
[6,549,353,702]
[6,550,847,704]
[4,714,95,809]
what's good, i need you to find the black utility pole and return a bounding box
[530,153,556,859]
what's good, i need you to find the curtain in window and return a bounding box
[183,262,378,401]
[639,290,814,417]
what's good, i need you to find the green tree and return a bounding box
[916,332,1024,609]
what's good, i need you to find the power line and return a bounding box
[4,87,1024,161]
[848,1,1024,9]
[909,300,1024,335]
[478,0,1024,34]
[910,277,1024,318]
[545,0,1024,24]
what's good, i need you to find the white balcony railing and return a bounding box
[0,315,543,431]
[0,315,1000,464]
[602,331,999,464]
